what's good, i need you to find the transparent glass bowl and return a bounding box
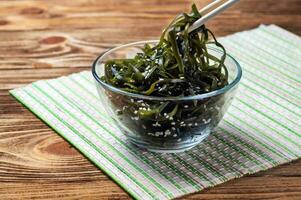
[92,40,242,153]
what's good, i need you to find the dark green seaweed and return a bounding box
[102,4,228,97]
[100,4,229,144]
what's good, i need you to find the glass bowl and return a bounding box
[92,40,242,153]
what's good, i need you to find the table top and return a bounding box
[0,0,300,199]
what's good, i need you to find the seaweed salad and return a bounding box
[99,4,230,146]
[102,4,228,97]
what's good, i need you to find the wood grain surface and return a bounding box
[0,0,300,199]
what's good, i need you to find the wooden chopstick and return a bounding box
[198,0,228,15]
[188,0,239,33]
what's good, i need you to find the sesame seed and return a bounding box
[203,118,212,123]
[171,122,176,125]
[173,134,177,137]
[142,125,147,129]
[155,131,163,136]
[184,105,189,108]
[130,99,134,102]
[177,138,182,142]
[152,122,161,127]
[165,130,171,135]
[131,116,139,120]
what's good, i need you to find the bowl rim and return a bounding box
[92,40,242,101]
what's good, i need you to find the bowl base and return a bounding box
[129,133,210,153]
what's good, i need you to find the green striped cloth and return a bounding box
[10,25,301,200]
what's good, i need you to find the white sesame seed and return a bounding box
[165,130,171,135]
[171,122,176,125]
[152,122,161,127]
[130,99,134,102]
[131,116,139,120]
[173,134,177,137]
[155,131,163,136]
[142,125,146,129]
[184,105,189,108]
[203,118,212,123]
[177,138,182,142]
[171,127,176,130]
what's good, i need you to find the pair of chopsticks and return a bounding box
[188,0,239,33]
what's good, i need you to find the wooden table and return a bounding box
[1,0,300,199]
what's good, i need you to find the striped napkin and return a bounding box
[10,25,301,200]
